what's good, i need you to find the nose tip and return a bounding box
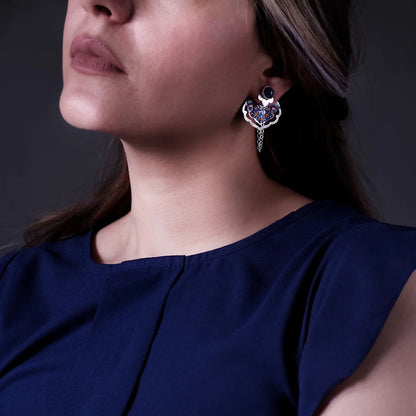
[88,0,134,24]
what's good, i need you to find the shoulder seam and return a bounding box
[328,218,381,246]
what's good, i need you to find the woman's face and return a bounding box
[60,0,272,143]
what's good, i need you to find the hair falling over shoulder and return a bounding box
[253,0,373,214]
[24,0,374,247]
[24,140,131,246]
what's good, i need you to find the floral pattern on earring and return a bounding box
[242,87,282,152]
[242,98,281,130]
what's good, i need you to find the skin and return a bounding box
[60,0,416,414]
[60,0,304,261]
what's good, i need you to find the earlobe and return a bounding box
[273,77,294,100]
[249,48,293,102]
[248,76,293,104]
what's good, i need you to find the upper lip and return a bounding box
[70,35,126,73]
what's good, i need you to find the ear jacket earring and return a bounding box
[242,86,282,152]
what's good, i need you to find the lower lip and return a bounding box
[71,52,123,76]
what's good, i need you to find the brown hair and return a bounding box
[252,0,373,211]
[24,0,373,247]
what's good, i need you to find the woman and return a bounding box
[1,0,416,415]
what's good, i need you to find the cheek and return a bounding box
[130,17,259,125]
[167,18,256,85]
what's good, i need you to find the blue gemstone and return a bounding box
[263,86,274,99]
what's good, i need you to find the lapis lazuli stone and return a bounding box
[263,86,274,100]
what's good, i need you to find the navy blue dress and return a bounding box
[1,199,416,416]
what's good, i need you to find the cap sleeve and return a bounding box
[298,222,416,416]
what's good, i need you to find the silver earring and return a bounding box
[242,86,282,152]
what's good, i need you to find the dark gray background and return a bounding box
[0,0,415,255]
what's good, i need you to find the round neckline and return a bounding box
[83,198,333,273]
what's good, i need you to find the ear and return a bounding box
[248,57,293,103]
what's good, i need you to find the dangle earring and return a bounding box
[242,86,282,152]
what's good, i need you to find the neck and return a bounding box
[93,126,311,263]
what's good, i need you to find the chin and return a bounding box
[59,90,115,134]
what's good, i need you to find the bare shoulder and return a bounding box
[316,269,416,416]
